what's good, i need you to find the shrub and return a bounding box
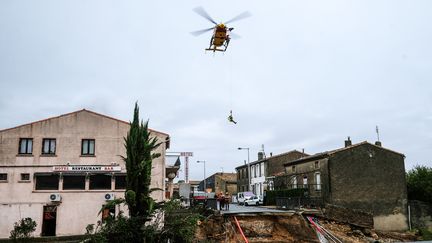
[157,199,204,243]
[9,217,37,243]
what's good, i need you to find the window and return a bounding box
[303,176,308,188]
[292,165,296,173]
[35,174,59,190]
[0,173,7,181]
[19,138,33,154]
[63,175,86,190]
[81,139,95,155]
[315,173,321,191]
[259,163,262,177]
[314,161,320,169]
[89,174,112,190]
[20,173,30,181]
[261,163,264,177]
[115,175,126,189]
[292,176,297,189]
[42,139,56,155]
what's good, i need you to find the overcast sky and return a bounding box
[1,0,431,181]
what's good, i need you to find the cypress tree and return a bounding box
[122,103,161,218]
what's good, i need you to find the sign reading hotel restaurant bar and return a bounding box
[52,165,122,172]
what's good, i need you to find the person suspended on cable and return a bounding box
[228,110,237,124]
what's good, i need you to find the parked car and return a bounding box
[244,196,263,206]
[237,191,255,205]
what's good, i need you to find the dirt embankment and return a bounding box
[194,213,319,243]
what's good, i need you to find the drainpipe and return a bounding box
[408,204,412,231]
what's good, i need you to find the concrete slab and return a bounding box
[220,203,294,215]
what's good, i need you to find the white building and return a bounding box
[0,109,171,238]
[250,161,266,198]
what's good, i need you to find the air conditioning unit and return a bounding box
[49,193,61,202]
[104,193,115,201]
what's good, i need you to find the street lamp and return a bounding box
[197,160,206,191]
[238,147,251,191]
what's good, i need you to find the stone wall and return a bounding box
[328,143,408,231]
[409,200,432,230]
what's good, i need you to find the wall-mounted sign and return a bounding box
[52,165,122,172]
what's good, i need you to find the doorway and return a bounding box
[42,205,57,236]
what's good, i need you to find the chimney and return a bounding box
[345,137,352,147]
[244,160,246,165]
[258,152,264,160]
[375,141,382,147]
[270,152,273,157]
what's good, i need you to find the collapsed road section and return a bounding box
[195,211,320,243]
[193,208,419,243]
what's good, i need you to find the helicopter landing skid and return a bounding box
[205,48,225,52]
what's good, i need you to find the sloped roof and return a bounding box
[283,141,405,166]
[235,150,308,169]
[0,109,169,136]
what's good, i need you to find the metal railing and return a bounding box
[276,196,324,210]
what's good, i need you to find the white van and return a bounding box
[237,191,255,205]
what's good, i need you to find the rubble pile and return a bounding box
[319,219,419,242]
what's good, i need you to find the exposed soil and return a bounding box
[194,213,420,243]
[194,213,319,243]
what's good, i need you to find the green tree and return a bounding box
[122,102,161,218]
[406,165,432,203]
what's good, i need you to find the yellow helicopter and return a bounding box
[191,7,251,52]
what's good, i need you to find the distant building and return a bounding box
[0,109,172,238]
[188,180,201,192]
[235,150,308,198]
[198,172,237,195]
[281,138,408,231]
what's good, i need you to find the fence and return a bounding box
[276,196,324,210]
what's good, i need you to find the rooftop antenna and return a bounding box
[376,125,380,142]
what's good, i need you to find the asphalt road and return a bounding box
[219,203,288,215]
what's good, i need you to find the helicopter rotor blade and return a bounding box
[229,32,241,39]
[190,27,214,36]
[193,6,217,25]
[225,11,252,25]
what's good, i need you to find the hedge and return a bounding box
[264,188,308,205]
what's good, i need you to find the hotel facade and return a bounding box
[0,109,170,238]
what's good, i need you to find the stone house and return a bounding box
[281,138,408,231]
[0,109,171,237]
[198,172,237,195]
[235,150,308,198]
